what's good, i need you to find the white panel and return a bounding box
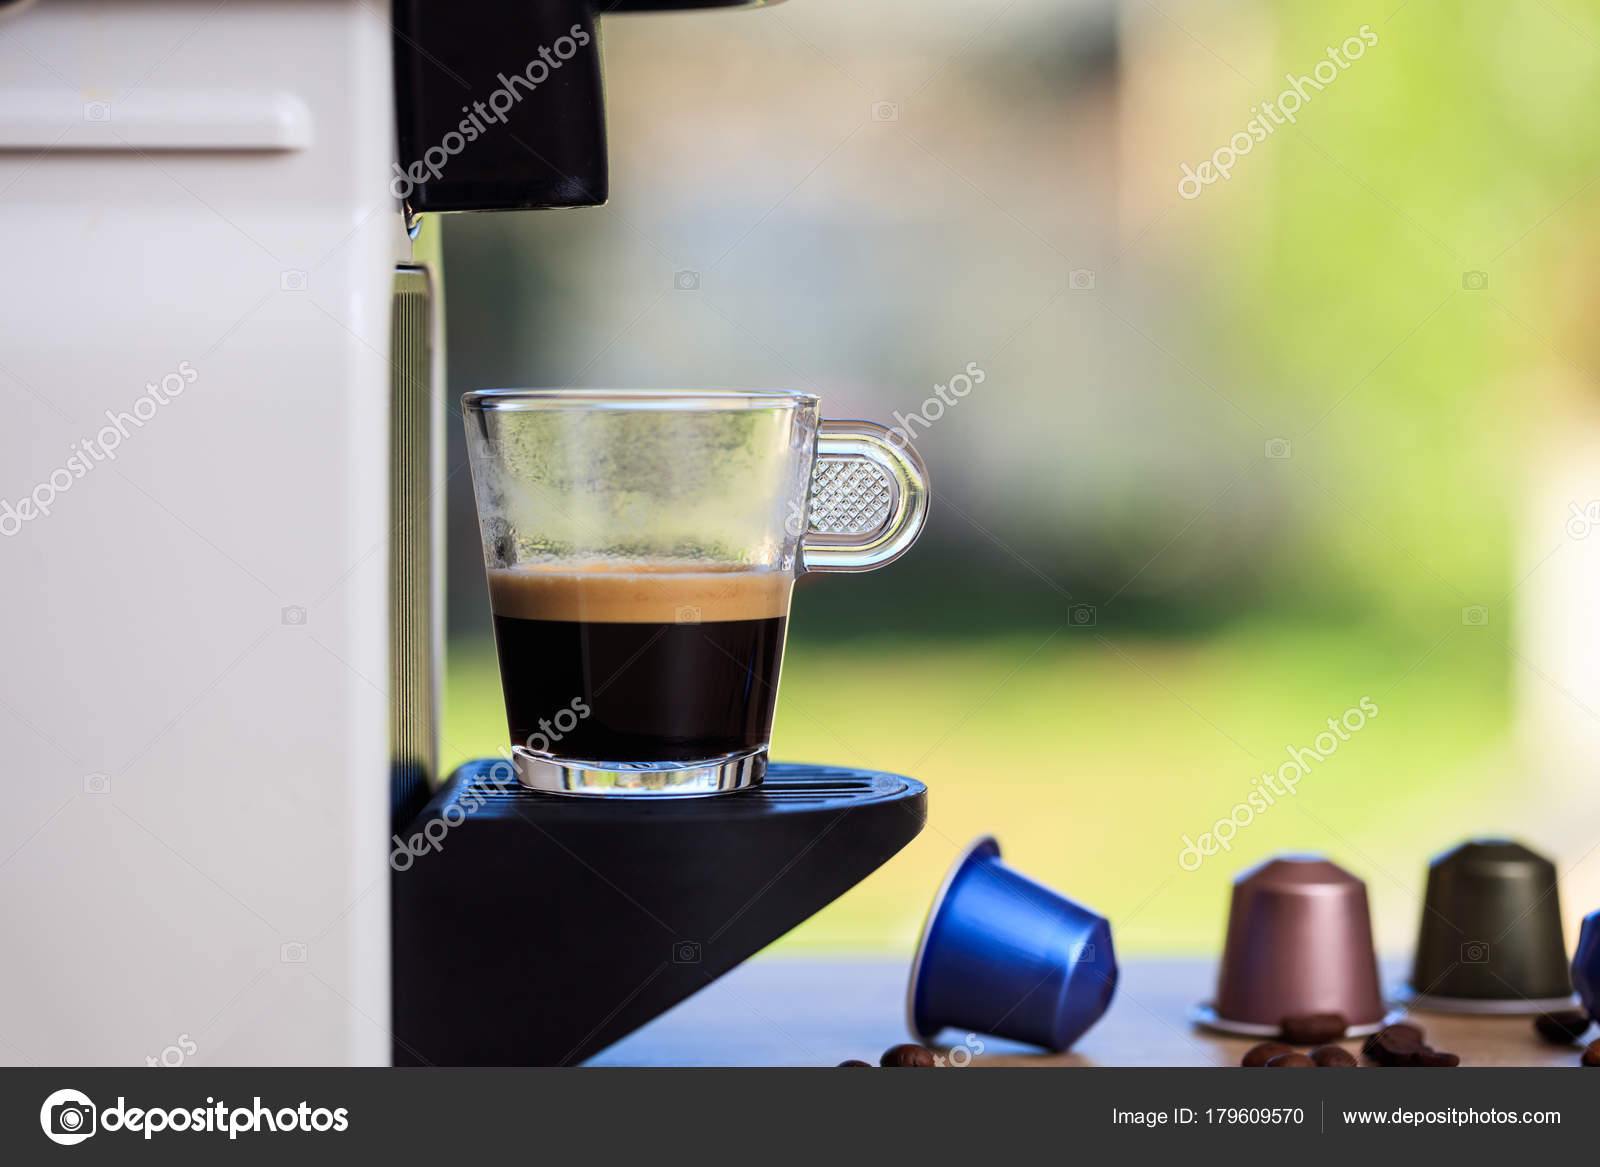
[0,0,405,1065]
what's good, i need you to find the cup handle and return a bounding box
[801,420,929,573]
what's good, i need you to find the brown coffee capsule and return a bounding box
[1534,1010,1593,1045]
[1241,1042,1293,1067]
[1280,1012,1348,1045]
[880,1043,935,1067]
[1413,1049,1460,1067]
[837,1059,872,1067]
[1311,1045,1359,1067]
[1212,857,1387,1029]
[1264,1052,1317,1067]
[1583,1039,1600,1068]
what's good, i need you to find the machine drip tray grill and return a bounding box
[456,764,906,809]
[392,760,926,1066]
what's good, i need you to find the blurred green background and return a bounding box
[439,0,1600,960]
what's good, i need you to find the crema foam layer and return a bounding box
[488,562,793,624]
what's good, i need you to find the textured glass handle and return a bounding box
[801,420,929,573]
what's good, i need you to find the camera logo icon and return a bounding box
[1461,605,1489,627]
[675,605,701,625]
[672,940,702,964]
[280,269,308,292]
[1069,268,1096,291]
[1461,270,1489,291]
[40,1089,96,1146]
[1264,438,1292,460]
[1460,940,1490,964]
[871,101,899,122]
[83,773,111,795]
[280,941,308,963]
[281,605,308,626]
[83,101,111,123]
[1068,603,1097,627]
[673,270,700,291]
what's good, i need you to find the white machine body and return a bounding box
[0,0,437,1065]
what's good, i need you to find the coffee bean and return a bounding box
[1264,1052,1317,1067]
[1367,1034,1425,1067]
[1240,1042,1292,1067]
[1535,1010,1594,1045]
[1311,1045,1358,1067]
[880,1043,935,1067]
[1362,1022,1424,1059]
[837,1059,872,1067]
[1362,1025,1430,1066]
[1582,1039,1600,1068]
[1279,1013,1348,1045]
[1241,1041,1293,1067]
[1364,1027,1458,1068]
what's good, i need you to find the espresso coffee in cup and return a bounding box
[488,563,792,764]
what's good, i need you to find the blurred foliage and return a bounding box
[1181,0,1600,629]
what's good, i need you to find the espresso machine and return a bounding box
[0,0,924,1066]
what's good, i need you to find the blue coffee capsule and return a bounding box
[1576,909,1600,1024]
[908,836,1118,1053]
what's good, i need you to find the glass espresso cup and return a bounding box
[462,389,928,796]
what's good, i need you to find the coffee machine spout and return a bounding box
[392,0,784,215]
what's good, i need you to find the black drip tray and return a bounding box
[392,760,927,1066]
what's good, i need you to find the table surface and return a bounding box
[591,957,1591,1067]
